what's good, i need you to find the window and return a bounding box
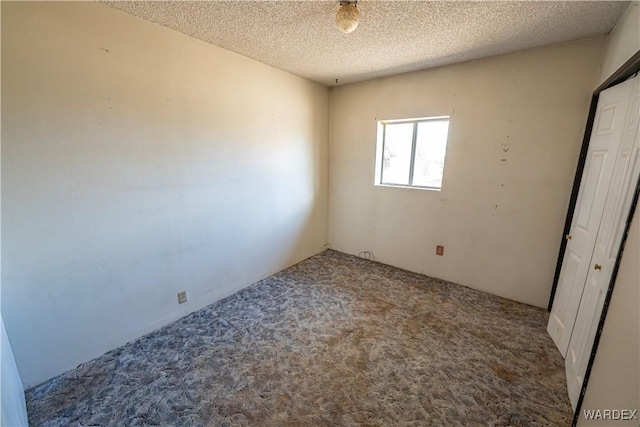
[375,116,450,190]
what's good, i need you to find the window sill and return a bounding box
[375,183,441,192]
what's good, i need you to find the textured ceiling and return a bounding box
[105,1,628,86]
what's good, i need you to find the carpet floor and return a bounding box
[26,249,572,426]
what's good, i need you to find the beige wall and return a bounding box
[1,1,329,387]
[579,3,640,423]
[329,39,605,308]
[599,2,640,86]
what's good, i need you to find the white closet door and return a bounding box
[565,76,640,409]
[547,76,636,356]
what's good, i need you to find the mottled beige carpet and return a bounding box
[26,249,572,426]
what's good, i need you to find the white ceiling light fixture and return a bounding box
[336,1,360,34]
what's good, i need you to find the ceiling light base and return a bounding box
[336,1,360,34]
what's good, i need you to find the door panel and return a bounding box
[566,270,605,405]
[565,78,640,409]
[595,104,616,136]
[548,252,582,348]
[627,94,640,132]
[575,152,607,231]
[547,78,635,356]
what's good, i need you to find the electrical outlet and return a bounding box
[436,245,444,256]
[177,291,187,304]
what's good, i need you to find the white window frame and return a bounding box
[374,116,450,191]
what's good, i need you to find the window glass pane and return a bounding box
[412,120,449,188]
[381,123,413,185]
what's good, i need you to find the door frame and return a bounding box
[546,49,640,427]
